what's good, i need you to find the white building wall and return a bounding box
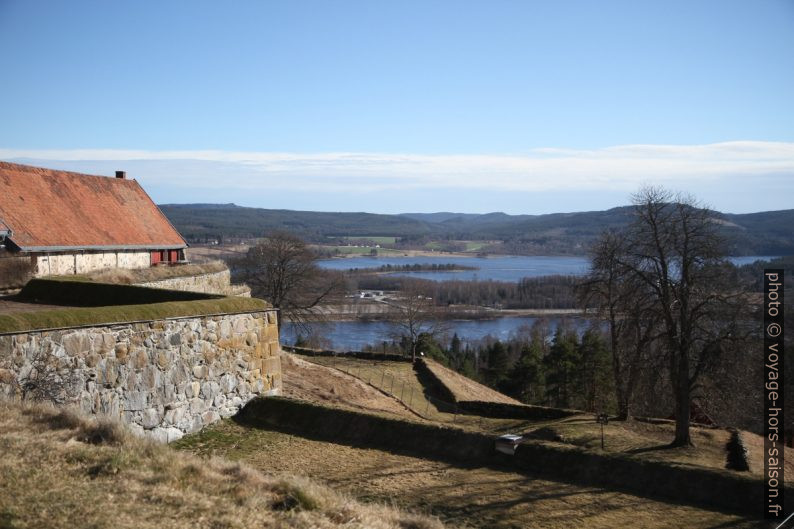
[116,251,151,269]
[34,251,152,277]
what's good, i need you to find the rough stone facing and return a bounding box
[0,310,281,441]
[137,270,251,297]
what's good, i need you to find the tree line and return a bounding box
[350,275,581,309]
[367,320,615,413]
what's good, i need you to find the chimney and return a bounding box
[115,171,126,179]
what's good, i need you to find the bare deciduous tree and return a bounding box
[238,232,344,331]
[389,283,448,362]
[584,187,748,446]
[580,230,659,420]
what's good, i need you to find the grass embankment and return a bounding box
[85,261,228,284]
[420,359,522,405]
[302,355,793,482]
[300,355,546,433]
[0,278,268,334]
[281,353,420,420]
[418,359,579,420]
[178,413,760,529]
[0,401,442,529]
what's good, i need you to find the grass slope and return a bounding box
[0,278,268,333]
[298,355,541,432]
[177,419,759,529]
[0,401,442,529]
[421,359,523,405]
[300,354,793,482]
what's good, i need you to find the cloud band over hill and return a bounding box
[2,141,791,213]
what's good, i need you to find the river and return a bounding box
[300,254,778,350]
[318,254,776,283]
[282,316,589,351]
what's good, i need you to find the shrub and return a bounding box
[0,255,35,289]
[725,429,750,471]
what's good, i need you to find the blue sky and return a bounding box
[1,1,792,214]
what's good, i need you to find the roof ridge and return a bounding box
[0,160,126,181]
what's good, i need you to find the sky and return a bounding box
[1,0,792,214]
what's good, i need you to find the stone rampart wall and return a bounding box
[137,270,251,297]
[0,310,281,442]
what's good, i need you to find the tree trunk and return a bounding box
[671,357,692,446]
[612,347,631,420]
[616,391,630,421]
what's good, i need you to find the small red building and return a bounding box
[0,161,187,276]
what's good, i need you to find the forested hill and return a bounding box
[160,203,794,256]
[160,204,433,240]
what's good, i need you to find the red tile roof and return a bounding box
[0,162,186,251]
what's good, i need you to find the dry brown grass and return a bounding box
[525,416,793,482]
[0,400,443,529]
[422,359,522,405]
[298,356,586,436]
[301,355,792,483]
[281,353,420,420]
[177,419,761,529]
[86,260,227,284]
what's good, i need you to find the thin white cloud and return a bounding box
[1,141,792,194]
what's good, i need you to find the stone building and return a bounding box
[0,161,187,277]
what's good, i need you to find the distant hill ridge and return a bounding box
[159,203,794,256]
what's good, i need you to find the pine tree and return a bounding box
[505,338,545,403]
[487,340,510,387]
[544,326,581,408]
[578,328,614,412]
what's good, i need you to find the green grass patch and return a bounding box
[463,241,487,251]
[325,246,375,255]
[0,278,269,333]
[0,297,268,334]
[342,236,398,244]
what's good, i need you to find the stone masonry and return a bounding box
[136,269,251,297]
[0,310,281,442]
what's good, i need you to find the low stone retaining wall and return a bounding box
[238,397,789,517]
[0,310,281,442]
[137,269,251,297]
[237,397,495,462]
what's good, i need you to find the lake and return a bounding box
[300,254,779,350]
[318,255,590,282]
[318,254,778,283]
[282,316,588,351]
